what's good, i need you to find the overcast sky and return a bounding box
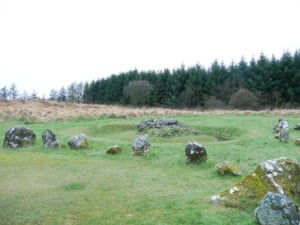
[0,0,300,97]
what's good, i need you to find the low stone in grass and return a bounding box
[211,157,300,209]
[42,129,61,148]
[295,139,300,146]
[106,145,122,154]
[185,140,207,164]
[68,133,89,149]
[132,134,150,156]
[3,125,36,148]
[255,192,300,225]
[215,161,242,176]
[294,125,300,130]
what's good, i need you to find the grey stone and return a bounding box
[294,125,300,130]
[42,129,60,148]
[255,192,300,225]
[185,140,207,164]
[274,119,289,143]
[273,124,281,134]
[3,125,36,148]
[137,118,197,137]
[132,134,150,156]
[279,128,289,143]
[68,133,89,149]
[137,119,179,131]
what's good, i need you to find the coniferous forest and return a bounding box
[79,51,300,109]
[2,51,300,109]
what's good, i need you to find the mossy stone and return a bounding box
[213,157,300,209]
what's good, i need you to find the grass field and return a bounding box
[1,112,300,225]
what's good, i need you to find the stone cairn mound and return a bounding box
[255,192,300,225]
[185,140,207,164]
[132,134,151,156]
[106,145,122,155]
[42,129,61,148]
[211,157,300,208]
[215,161,242,176]
[137,118,198,137]
[273,119,289,143]
[3,125,36,148]
[68,133,89,149]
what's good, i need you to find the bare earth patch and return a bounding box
[0,100,300,122]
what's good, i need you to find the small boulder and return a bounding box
[106,145,122,154]
[185,140,207,164]
[294,125,300,130]
[3,125,36,148]
[132,134,150,156]
[42,129,60,148]
[273,124,281,134]
[255,192,300,225]
[295,139,300,146]
[215,161,242,176]
[68,133,89,149]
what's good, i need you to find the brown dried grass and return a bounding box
[0,100,300,122]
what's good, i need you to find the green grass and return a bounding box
[1,114,300,224]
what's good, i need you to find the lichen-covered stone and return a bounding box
[68,133,89,149]
[106,145,122,154]
[295,139,300,146]
[42,129,60,148]
[215,161,242,176]
[255,192,300,225]
[132,134,150,156]
[3,125,36,148]
[185,140,207,164]
[211,157,300,209]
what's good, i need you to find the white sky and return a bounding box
[0,0,300,97]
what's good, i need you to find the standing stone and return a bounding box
[3,125,36,148]
[255,192,300,225]
[68,133,89,149]
[274,119,289,143]
[132,134,151,156]
[42,129,60,148]
[279,128,289,143]
[185,140,207,164]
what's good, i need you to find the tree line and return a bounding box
[80,51,300,109]
[1,50,299,109]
